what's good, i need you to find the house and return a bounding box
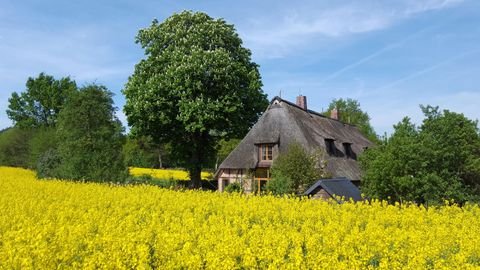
[303,178,363,202]
[215,95,373,193]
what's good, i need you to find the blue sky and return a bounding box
[1,0,479,135]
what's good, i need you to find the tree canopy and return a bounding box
[123,11,269,187]
[360,105,480,204]
[7,72,77,128]
[55,84,126,182]
[324,98,378,142]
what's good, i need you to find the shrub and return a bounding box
[0,127,32,168]
[265,172,292,195]
[225,182,242,193]
[36,149,61,179]
[28,127,57,169]
[267,142,325,195]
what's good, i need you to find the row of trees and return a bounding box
[2,73,126,182]
[0,74,246,182]
[360,106,480,204]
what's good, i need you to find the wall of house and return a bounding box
[310,187,332,200]
[217,169,253,192]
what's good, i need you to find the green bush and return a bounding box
[36,149,61,179]
[125,174,153,184]
[125,174,179,189]
[265,173,292,195]
[150,178,178,189]
[28,127,57,169]
[266,142,324,195]
[0,127,33,168]
[225,182,242,193]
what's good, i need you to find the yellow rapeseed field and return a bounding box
[129,167,212,181]
[1,166,480,269]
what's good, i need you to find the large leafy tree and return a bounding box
[7,73,77,128]
[123,11,268,187]
[324,98,378,142]
[55,84,126,182]
[360,106,480,204]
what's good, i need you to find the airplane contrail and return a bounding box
[318,24,443,85]
[374,49,480,92]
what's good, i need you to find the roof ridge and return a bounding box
[270,96,358,127]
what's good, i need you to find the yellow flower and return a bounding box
[1,166,479,269]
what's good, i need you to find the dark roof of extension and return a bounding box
[217,96,373,180]
[304,178,363,202]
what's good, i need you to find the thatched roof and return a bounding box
[304,178,363,202]
[218,96,373,181]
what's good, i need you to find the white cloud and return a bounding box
[240,0,463,59]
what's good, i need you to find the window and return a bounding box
[260,144,273,161]
[255,168,270,179]
[325,139,335,155]
[222,179,229,188]
[343,143,353,158]
[254,168,270,193]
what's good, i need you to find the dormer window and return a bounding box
[343,143,353,158]
[260,144,273,161]
[325,139,335,155]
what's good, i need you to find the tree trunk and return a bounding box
[188,132,209,189]
[189,140,203,189]
[158,150,163,168]
[189,165,202,189]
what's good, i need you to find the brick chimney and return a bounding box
[296,95,307,110]
[331,107,340,120]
